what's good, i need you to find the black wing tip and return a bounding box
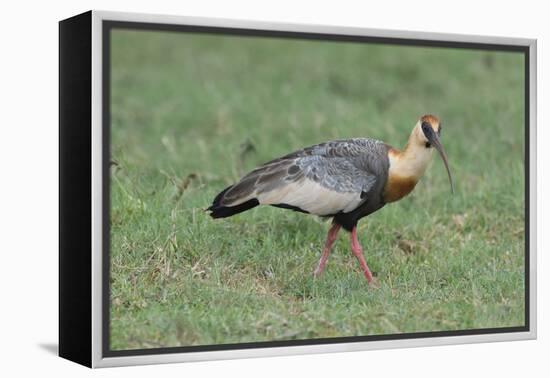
[207,199,260,218]
[207,185,259,219]
[206,207,224,218]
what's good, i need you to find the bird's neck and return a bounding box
[383,136,433,203]
[388,134,434,181]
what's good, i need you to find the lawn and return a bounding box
[109,29,526,350]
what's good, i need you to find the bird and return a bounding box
[207,115,453,284]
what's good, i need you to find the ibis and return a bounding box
[207,115,453,284]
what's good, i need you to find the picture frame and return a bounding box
[59,10,537,368]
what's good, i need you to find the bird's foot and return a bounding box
[362,265,373,284]
[313,257,328,278]
[313,264,325,278]
[367,276,380,288]
[313,255,330,277]
[313,268,322,278]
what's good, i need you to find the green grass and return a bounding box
[109,30,526,350]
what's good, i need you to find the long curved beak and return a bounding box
[428,133,454,194]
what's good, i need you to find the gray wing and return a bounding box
[220,138,389,216]
[297,155,376,195]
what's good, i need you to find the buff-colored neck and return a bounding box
[388,124,434,180]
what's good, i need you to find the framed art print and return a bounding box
[59,10,537,368]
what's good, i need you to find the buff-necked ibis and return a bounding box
[207,115,453,284]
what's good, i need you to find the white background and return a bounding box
[0,0,546,376]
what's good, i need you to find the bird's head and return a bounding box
[413,114,454,193]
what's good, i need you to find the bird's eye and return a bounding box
[421,121,431,136]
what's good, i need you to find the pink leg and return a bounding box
[313,223,341,277]
[350,227,374,283]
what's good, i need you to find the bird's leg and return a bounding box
[313,223,341,277]
[350,226,374,284]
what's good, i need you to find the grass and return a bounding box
[109,29,526,350]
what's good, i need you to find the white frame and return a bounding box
[90,10,537,368]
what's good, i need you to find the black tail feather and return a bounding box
[207,185,260,218]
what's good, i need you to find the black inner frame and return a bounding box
[102,20,530,358]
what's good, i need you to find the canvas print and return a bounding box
[108,27,526,351]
